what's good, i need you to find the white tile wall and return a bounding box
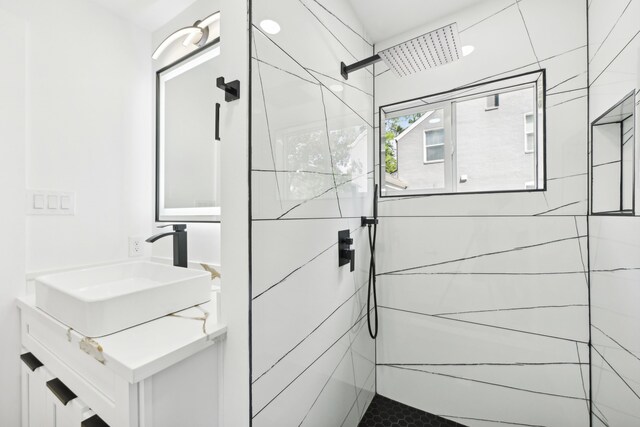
[249,0,639,425]
[376,0,588,218]
[250,0,375,425]
[590,216,640,424]
[588,0,640,424]
[374,1,591,425]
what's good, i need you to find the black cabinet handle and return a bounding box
[215,102,221,141]
[46,378,77,406]
[82,414,110,427]
[20,353,43,372]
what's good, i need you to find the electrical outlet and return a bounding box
[128,237,144,257]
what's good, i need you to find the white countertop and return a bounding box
[17,286,226,384]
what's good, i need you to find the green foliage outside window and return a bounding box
[384,113,423,174]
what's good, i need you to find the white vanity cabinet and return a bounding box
[18,291,226,427]
[21,358,92,426]
[22,357,55,427]
[47,392,91,427]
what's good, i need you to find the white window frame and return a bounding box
[380,70,545,198]
[524,112,535,154]
[423,128,445,164]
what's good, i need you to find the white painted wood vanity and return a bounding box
[17,286,226,427]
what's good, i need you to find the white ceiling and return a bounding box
[88,0,199,31]
[88,0,484,39]
[347,0,485,43]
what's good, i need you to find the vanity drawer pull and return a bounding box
[82,414,110,427]
[20,352,44,372]
[46,378,77,405]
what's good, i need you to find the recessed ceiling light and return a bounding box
[329,84,344,92]
[462,45,475,56]
[260,19,281,35]
[429,118,441,124]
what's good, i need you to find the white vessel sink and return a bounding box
[35,261,211,337]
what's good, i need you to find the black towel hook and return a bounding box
[217,77,240,102]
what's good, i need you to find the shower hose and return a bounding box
[365,183,379,339]
[366,219,378,339]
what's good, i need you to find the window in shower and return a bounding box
[591,91,636,215]
[380,69,546,197]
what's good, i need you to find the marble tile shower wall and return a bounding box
[250,0,375,425]
[374,1,590,426]
[588,0,640,424]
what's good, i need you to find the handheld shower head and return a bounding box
[373,183,378,220]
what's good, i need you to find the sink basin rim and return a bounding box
[35,261,210,303]
[33,260,214,337]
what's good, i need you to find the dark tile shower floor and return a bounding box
[358,395,466,427]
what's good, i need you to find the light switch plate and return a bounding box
[27,191,75,215]
[60,195,72,210]
[47,195,58,209]
[33,194,45,209]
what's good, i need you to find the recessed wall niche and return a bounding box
[591,91,636,215]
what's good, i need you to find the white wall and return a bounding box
[151,0,221,266]
[588,0,640,424]
[0,0,154,274]
[219,0,250,425]
[0,0,153,423]
[153,0,252,424]
[0,9,26,426]
[249,0,376,425]
[374,1,590,425]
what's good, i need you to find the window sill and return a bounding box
[381,187,546,198]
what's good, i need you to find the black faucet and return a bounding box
[146,224,188,268]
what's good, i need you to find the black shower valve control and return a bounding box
[338,229,355,272]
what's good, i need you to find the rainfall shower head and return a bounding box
[379,23,461,77]
[340,23,462,80]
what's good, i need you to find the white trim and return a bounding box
[461,83,534,107]
[423,127,445,163]
[524,112,535,153]
[394,110,434,142]
[384,173,408,189]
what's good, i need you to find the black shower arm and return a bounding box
[340,54,381,80]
